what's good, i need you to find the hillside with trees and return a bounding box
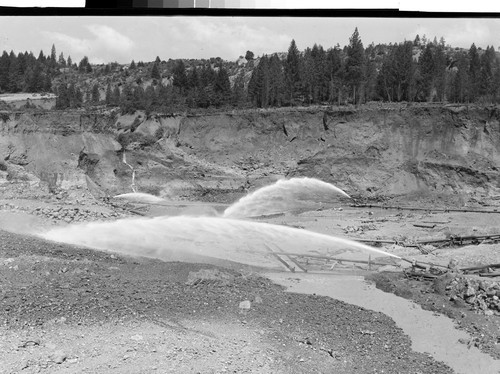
[1,29,500,113]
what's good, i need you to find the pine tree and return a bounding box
[493,57,500,103]
[231,69,246,107]
[186,67,200,108]
[132,86,146,110]
[312,44,328,103]
[91,83,100,103]
[326,47,342,104]
[468,43,480,102]
[284,39,302,104]
[67,55,72,68]
[67,83,75,107]
[302,48,315,104]
[48,44,57,70]
[395,42,417,101]
[7,51,20,92]
[345,27,366,104]
[105,83,112,105]
[112,86,120,106]
[434,44,447,101]
[130,60,136,69]
[43,72,52,92]
[269,54,285,106]
[151,62,161,80]
[0,51,10,92]
[248,55,271,108]
[479,45,496,101]
[144,85,157,113]
[215,63,231,107]
[25,62,43,92]
[37,50,45,63]
[79,56,90,73]
[50,44,57,63]
[58,52,66,66]
[413,34,421,47]
[55,83,70,109]
[451,52,469,103]
[187,67,199,89]
[377,48,396,102]
[17,52,27,77]
[418,43,435,101]
[120,84,135,113]
[74,87,83,107]
[172,60,187,93]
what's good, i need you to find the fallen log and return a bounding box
[421,221,450,224]
[350,204,500,214]
[413,223,436,229]
[418,234,500,246]
[479,272,500,278]
[461,264,500,271]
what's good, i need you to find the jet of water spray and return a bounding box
[223,177,350,218]
[113,192,166,204]
[40,216,399,269]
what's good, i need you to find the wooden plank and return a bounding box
[263,244,296,272]
[273,253,391,266]
[286,255,308,273]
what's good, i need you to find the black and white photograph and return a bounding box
[0,3,500,373]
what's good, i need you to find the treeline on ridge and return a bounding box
[1,29,500,113]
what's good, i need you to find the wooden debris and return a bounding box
[479,272,500,278]
[350,204,500,214]
[413,223,436,229]
[353,233,500,248]
[404,269,439,281]
[274,253,391,267]
[461,264,500,273]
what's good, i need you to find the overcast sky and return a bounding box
[0,17,499,64]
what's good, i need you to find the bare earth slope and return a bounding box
[2,104,499,203]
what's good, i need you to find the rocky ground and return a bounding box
[0,227,455,374]
[1,193,500,373]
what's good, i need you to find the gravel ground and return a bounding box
[0,229,453,374]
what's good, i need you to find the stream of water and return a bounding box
[267,272,500,374]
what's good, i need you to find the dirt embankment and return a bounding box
[1,104,500,203]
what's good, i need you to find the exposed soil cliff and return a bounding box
[1,104,499,204]
[291,105,500,202]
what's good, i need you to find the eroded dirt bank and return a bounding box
[1,104,500,204]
